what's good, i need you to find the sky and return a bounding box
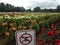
[0,0,60,9]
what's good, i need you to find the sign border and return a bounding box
[20,32,32,45]
[15,29,36,45]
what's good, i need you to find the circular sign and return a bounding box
[19,32,32,45]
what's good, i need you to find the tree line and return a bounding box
[0,2,60,12]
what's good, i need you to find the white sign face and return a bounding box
[15,30,36,45]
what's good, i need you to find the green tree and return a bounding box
[43,8,48,12]
[0,2,25,12]
[13,7,21,12]
[56,5,60,12]
[20,7,25,12]
[0,2,6,12]
[5,4,14,12]
[33,6,40,12]
[26,9,32,12]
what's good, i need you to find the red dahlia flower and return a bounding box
[41,42,45,45]
[47,31,54,36]
[38,38,45,45]
[38,38,43,42]
[41,27,45,34]
[47,29,57,36]
[52,40,60,45]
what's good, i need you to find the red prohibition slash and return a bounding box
[19,32,32,45]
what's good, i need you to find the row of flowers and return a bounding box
[0,14,60,45]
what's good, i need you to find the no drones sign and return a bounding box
[15,30,36,45]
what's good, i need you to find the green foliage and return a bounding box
[0,14,60,45]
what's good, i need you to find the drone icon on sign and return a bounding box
[19,32,32,45]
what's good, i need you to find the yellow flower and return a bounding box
[39,20,43,24]
[29,26,33,29]
[2,22,8,26]
[5,32,10,36]
[18,25,22,30]
[9,23,14,27]
[23,26,27,29]
[9,27,16,31]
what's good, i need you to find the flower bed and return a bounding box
[0,14,60,45]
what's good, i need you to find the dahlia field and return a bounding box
[0,14,60,45]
